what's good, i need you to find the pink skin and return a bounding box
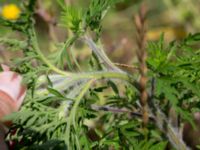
[0,64,26,150]
[0,64,26,119]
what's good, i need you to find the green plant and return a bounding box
[0,0,200,150]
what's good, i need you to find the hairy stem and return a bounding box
[83,36,124,73]
[36,71,137,96]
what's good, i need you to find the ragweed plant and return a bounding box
[0,0,200,150]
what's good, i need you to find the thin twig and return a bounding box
[114,63,139,71]
[90,104,155,121]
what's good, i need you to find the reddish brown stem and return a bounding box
[134,4,148,127]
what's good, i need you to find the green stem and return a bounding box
[75,71,134,82]
[65,79,93,150]
[31,29,71,76]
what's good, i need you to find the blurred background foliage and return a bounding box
[0,0,200,68]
